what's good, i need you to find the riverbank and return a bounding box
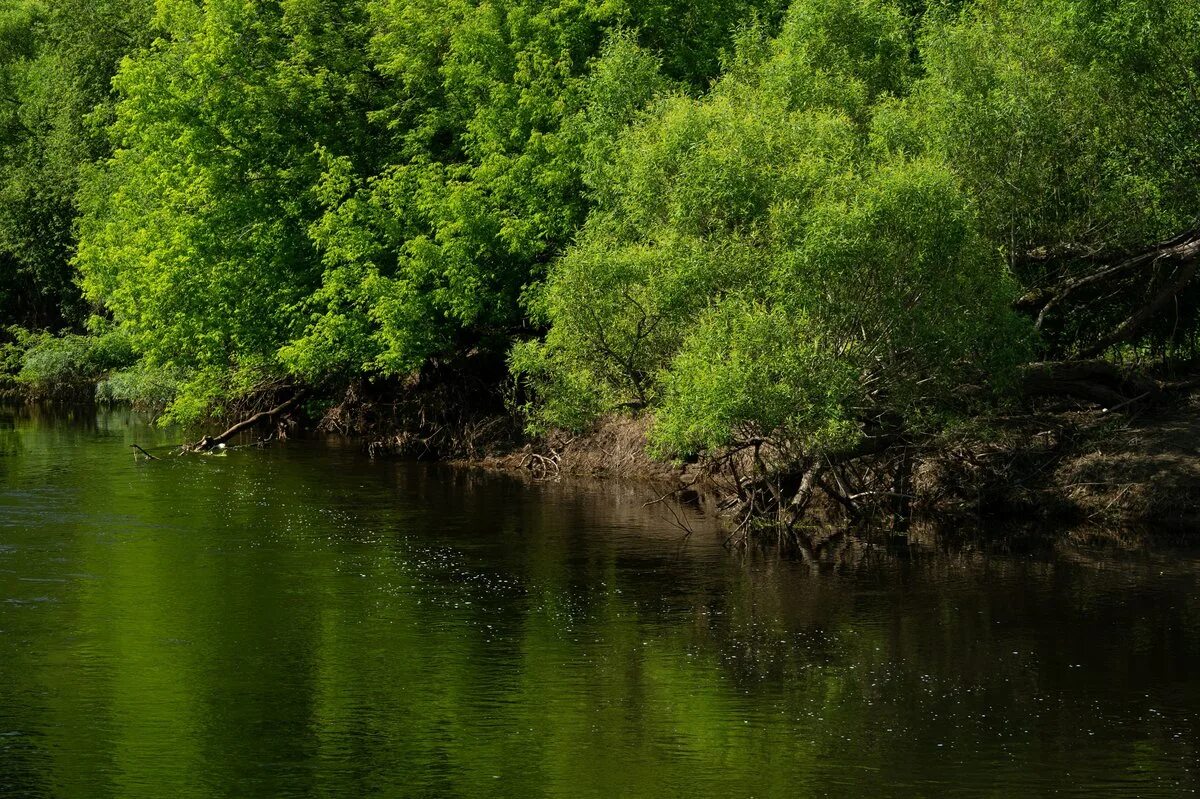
[9,361,1200,539]
[466,391,1200,537]
[917,397,1200,530]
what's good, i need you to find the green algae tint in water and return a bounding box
[1,406,1199,798]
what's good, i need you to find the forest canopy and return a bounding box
[2,0,1199,466]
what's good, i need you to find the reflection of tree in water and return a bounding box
[0,412,22,457]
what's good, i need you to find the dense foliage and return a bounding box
[2,0,1199,463]
[0,0,153,329]
[516,0,1030,456]
[876,0,1200,355]
[68,0,785,420]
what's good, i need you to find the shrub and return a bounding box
[95,361,181,412]
[517,0,1034,459]
[17,327,137,400]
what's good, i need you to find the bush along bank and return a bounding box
[0,325,179,412]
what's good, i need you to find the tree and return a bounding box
[873,0,1200,357]
[76,0,379,420]
[516,0,1031,462]
[75,0,780,422]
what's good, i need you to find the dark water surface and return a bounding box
[1,407,1198,797]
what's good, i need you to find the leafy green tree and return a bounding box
[517,0,1031,457]
[873,0,1200,355]
[34,0,1200,442]
[76,0,779,421]
[77,0,380,420]
[283,22,671,384]
[283,0,783,388]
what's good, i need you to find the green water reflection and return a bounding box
[1,406,1198,797]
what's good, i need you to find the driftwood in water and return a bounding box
[130,444,159,461]
[190,391,306,452]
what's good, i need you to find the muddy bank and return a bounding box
[63,349,1197,538]
[917,400,1200,529]
[466,415,685,483]
[463,396,1200,535]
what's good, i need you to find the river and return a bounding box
[1,406,1198,797]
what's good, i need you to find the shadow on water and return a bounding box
[1,405,1198,798]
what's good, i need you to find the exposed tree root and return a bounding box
[320,353,519,460]
[596,360,1200,554]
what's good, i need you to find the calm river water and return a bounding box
[1,406,1198,797]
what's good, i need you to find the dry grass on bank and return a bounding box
[467,414,687,484]
[1051,397,1200,528]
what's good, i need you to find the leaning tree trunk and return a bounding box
[1016,224,1200,356]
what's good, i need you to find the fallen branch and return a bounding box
[130,444,159,461]
[1016,225,1200,328]
[1081,259,1199,357]
[1161,375,1200,392]
[1020,360,1158,409]
[643,474,702,509]
[846,490,916,502]
[191,391,307,452]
